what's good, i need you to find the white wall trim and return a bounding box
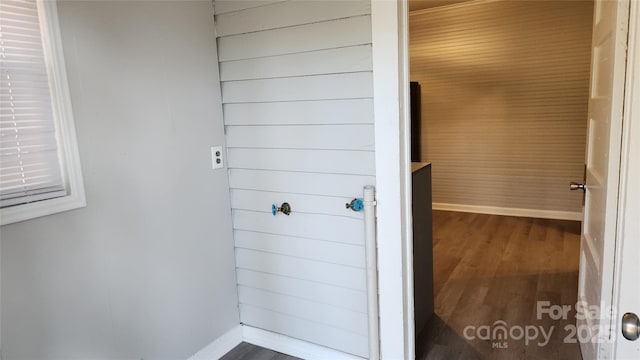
[241,325,363,360]
[432,202,582,221]
[397,1,415,359]
[371,0,414,358]
[611,0,640,357]
[188,325,242,360]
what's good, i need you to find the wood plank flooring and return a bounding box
[223,211,582,360]
[221,342,301,360]
[418,211,583,360]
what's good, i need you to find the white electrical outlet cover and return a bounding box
[211,146,224,169]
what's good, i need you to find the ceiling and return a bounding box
[409,0,475,12]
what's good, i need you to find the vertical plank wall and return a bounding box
[410,0,593,216]
[213,1,374,357]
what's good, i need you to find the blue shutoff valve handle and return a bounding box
[272,202,292,216]
[346,198,364,212]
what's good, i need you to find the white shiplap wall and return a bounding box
[214,1,374,357]
[410,0,593,216]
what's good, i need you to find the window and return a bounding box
[0,0,85,225]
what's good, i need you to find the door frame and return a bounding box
[612,0,640,357]
[372,0,639,359]
[371,0,414,358]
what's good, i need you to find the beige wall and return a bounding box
[410,0,593,216]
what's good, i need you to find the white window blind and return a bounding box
[0,0,67,208]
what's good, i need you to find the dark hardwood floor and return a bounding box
[221,342,301,360]
[418,210,583,360]
[222,211,582,360]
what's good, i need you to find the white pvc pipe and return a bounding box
[363,185,380,360]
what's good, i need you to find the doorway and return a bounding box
[408,0,594,358]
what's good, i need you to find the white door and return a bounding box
[613,1,640,358]
[576,0,630,359]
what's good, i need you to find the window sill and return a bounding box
[0,192,86,226]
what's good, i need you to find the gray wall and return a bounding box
[410,0,593,216]
[0,1,239,358]
[214,1,374,357]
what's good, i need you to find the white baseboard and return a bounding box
[432,202,582,221]
[241,325,363,360]
[188,325,242,360]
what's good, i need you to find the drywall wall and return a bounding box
[410,0,593,217]
[0,1,239,358]
[214,0,375,357]
[409,0,472,12]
